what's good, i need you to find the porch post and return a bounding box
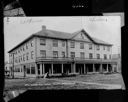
[51,63,53,75]
[42,63,44,74]
[62,63,63,73]
[100,64,103,73]
[93,64,95,72]
[40,64,42,76]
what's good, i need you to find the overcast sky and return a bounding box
[4,16,121,62]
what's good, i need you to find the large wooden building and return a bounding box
[8,25,118,78]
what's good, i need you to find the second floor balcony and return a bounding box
[36,57,116,64]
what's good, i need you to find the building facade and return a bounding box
[8,25,118,78]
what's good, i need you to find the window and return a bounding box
[23,46,25,51]
[70,41,75,48]
[31,40,33,47]
[80,52,85,59]
[26,53,29,60]
[97,54,100,59]
[26,43,28,49]
[70,52,75,58]
[40,50,46,58]
[53,51,58,58]
[31,51,34,59]
[21,56,22,61]
[40,38,46,45]
[109,55,111,59]
[53,40,58,47]
[89,44,92,50]
[80,43,84,49]
[62,41,65,47]
[89,53,93,59]
[96,45,100,50]
[107,47,110,51]
[104,54,107,59]
[19,56,20,63]
[23,54,25,61]
[103,46,105,50]
[62,52,65,58]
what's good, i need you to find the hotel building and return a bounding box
[8,25,118,77]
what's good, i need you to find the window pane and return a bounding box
[80,52,85,58]
[89,44,92,50]
[53,51,58,58]
[62,41,65,47]
[89,53,93,59]
[71,52,75,58]
[97,54,100,59]
[40,50,46,58]
[70,41,75,48]
[40,38,46,45]
[53,40,58,47]
[62,52,65,58]
[80,43,84,49]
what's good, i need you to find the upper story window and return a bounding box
[62,41,65,47]
[96,45,100,50]
[70,41,75,48]
[107,46,110,51]
[23,46,25,51]
[53,40,58,47]
[89,44,93,50]
[31,51,34,59]
[80,42,84,49]
[97,54,100,59]
[53,51,58,58]
[31,40,33,47]
[70,52,75,58]
[80,52,85,59]
[89,53,93,59]
[40,50,46,58]
[109,55,111,59]
[62,51,65,58]
[103,46,105,50]
[104,54,107,59]
[40,38,46,45]
[23,54,25,61]
[26,43,28,49]
[26,52,29,60]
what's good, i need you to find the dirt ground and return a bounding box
[4,73,125,90]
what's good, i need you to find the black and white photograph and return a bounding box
[4,17,125,97]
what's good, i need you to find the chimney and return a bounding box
[42,25,46,30]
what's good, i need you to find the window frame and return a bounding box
[80,42,84,49]
[40,50,46,58]
[53,40,58,47]
[70,41,75,48]
[53,51,58,58]
[40,38,46,45]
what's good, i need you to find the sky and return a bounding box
[4,16,121,62]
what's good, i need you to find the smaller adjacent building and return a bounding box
[5,62,11,77]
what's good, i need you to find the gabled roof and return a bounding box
[8,26,112,53]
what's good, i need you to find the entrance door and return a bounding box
[37,64,40,75]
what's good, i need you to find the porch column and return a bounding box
[62,64,63,73]
[100,64,103,73]
[93,64,95,72]
[71,63,75,74]
[42,64,44,74]
[51,63,53,75]
[106,64,108,72]
[35,63,38,77]
[40,64,42,76]
[84,64,86,74]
